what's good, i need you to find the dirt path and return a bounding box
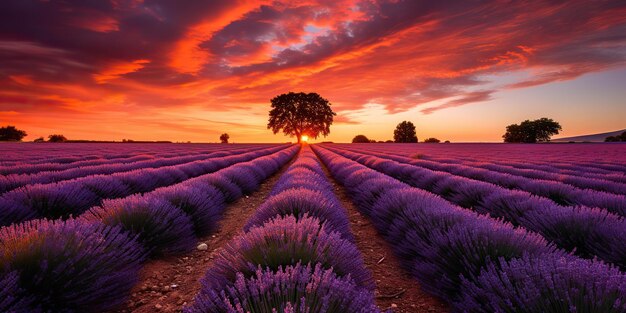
[114,153,298,313]
[319,163,449,313]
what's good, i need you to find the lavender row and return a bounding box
[187,146,380,312]
[0,145,279,194]
[0,144,258,176]
[335,145,626,215]
[0,145,290,226]
[391,147,626,185]
[479,159,626,184]
[465,159,626,194]
[1,154,155,176]
[312,145,626,312]
[0,145,298,312]
[345,143,626,178]
[0,142,243,165]
[326,146,626,269]
[348,145,626,195]
[425,154,626,184]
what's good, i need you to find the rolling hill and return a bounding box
[552,129,626,142]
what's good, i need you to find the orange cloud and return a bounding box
[169,1,270,74]
[93,59,150,84]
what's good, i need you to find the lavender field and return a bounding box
[1,142,625,313]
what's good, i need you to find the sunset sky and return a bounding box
[1,0,625,143]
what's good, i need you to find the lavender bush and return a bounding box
[84,195,196,256]
[202,215,372,290]
[1,183,98,222]
[198,173,244,203]
[457,254,626,313]
[0,219,145,312]
[152,184,226,236]
[186,263,381,313]
[0,271,37,313]
[244,188,352,238]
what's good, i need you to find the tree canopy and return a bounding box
[423,137,440,143]
[352,135,370,143]
[503,118,562,143]
[267,92,335,143]
[220,133,229,144]
[394,121,418,143]
[48,134,67,142]
[0,125,27,141]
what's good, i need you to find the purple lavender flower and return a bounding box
[244,188,352,239]
[84,195,196,256]
[412,218,561,301]
[186,263,381,313]
[0,196,37,226]
[0,219,145,312]
[151,184,226,236]
[78,175,132,199]
[197,173,244,202]
[0,271,39,313]
[457,254,626,313]
[220,166,262,194]
[4,182,99,220]
[202,215,373,290]
[520,205,626,269]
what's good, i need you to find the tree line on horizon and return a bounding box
[604,131,626,142]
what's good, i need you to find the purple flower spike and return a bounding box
[0,219,145,312]
[84,195,196,256]
[186,263,381,313]
[457,254,626,313]
[201,215,372,290]
[244,188,352,239]
[152,184,226,236]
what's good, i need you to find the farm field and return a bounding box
[1,142,625,313]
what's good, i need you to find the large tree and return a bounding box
[0,125,27,141]
[503,118,562,143]
[394,121,418,143]
[219,133,229,144]
[267,92,336,143]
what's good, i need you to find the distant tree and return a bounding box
[267,92,336,143]
[33,137,45,143]
[444,140,451,143]
[220,133,230,144]
[352,135,370,143]
[424,137,440,143]
[369,139,377,143]
[48,134,67,142]
[503,118,562,143]
[394,121,418,143]
[605,131,626,142]
[385,140,394,143]
[377,140,385,143]
[0,125,27,141]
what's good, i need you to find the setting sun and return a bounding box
[300,135,309,143]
